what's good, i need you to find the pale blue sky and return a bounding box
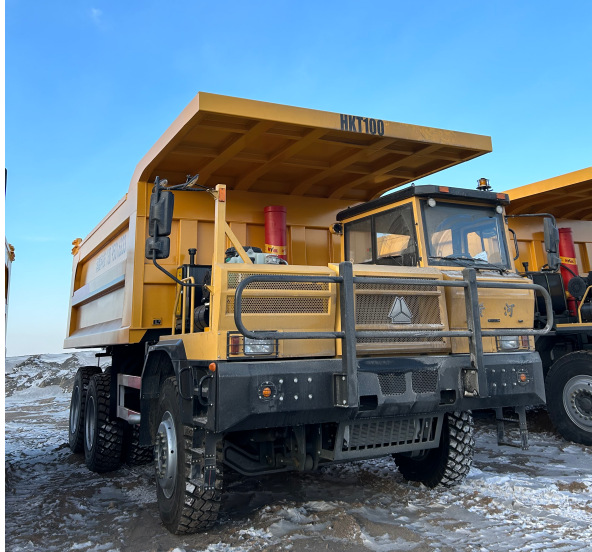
[5,1,592,356]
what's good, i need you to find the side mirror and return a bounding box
[145,177,174,259]
[543,217,560,271]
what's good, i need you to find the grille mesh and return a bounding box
[344,416,438,451]
[412,370,439,393]
[377,372,406,395]
[356,281,438,292]
[227,296,329,314]
[355,277,445,348]
[356,294,441,325]
[227,273,329,291]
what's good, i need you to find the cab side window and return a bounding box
[344,203,418,266]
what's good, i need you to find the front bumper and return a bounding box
[207,351,545,433]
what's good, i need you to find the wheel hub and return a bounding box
[85,394,96,450]
[70,384,80,433]
[155,411,177,499]
[563,375,592,432]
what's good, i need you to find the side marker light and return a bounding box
[208,362,216,372]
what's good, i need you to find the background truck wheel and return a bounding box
[545,351,592,446]
[123,424,154,466]
[84,373,124,473]
[394,411,475,488]
[156,377,223,535]
[69,366,101,453]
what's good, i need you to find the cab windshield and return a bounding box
[421,200,510,269]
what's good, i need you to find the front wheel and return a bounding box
[156,377,224,534]
[394,411,474,488]
[545,351,592,446]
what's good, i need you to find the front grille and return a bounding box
[377,372,406,395]
[412,370,439,393]
[354,276,446,350]
[343,416,439,452]
[226,296,329,314]
[356,293,441,325]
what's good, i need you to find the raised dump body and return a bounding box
[504,167,592,445]
[65,93,553,535]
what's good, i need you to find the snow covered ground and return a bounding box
[5,353,592,552]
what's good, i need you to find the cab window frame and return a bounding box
[344,202,418,266]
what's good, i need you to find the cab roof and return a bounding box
[504,167,592,221]
[130,92,492,202]
[336,184,509,221]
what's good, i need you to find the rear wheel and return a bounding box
[545,351,592,446]
[69,366,101,453]
[156,377,224,534]
[84,373,124,473]
[394,411,474,488]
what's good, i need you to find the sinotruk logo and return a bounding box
[388,297,413,324]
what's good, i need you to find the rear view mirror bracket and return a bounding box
[506,213,560,272]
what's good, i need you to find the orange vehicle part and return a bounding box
[558,227,579,315]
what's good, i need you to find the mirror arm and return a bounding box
[152,252,203,288]
[508,228,520,260]
[506,213,557,226]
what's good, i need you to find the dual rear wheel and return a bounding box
[68,368,152,472]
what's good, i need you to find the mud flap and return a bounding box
[203,431,221,491]
[495,406,529,450]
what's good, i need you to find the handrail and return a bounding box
[234,272,553,340]
[232,263,554,403]
[171,276,195,335]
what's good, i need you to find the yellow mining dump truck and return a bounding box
[65,93,555,534]
[505,167,592,445]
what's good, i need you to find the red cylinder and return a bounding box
[559,227,579,316]
[264,206,287,260]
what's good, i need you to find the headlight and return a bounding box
[497,336,519,351]
[244,337,275,355]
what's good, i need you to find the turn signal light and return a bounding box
[519,373,527,383]
[262,387,272,398]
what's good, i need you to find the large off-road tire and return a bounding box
[84,373,124,473]
[394,411,474,488]
[123,424,154,466]
[156,377,224,534]
[69,366,101,453]
[545,351,592,446]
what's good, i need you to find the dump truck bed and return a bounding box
[65,93,492,349]
[505,167,592,273]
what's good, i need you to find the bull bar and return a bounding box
[233,262,553,408]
